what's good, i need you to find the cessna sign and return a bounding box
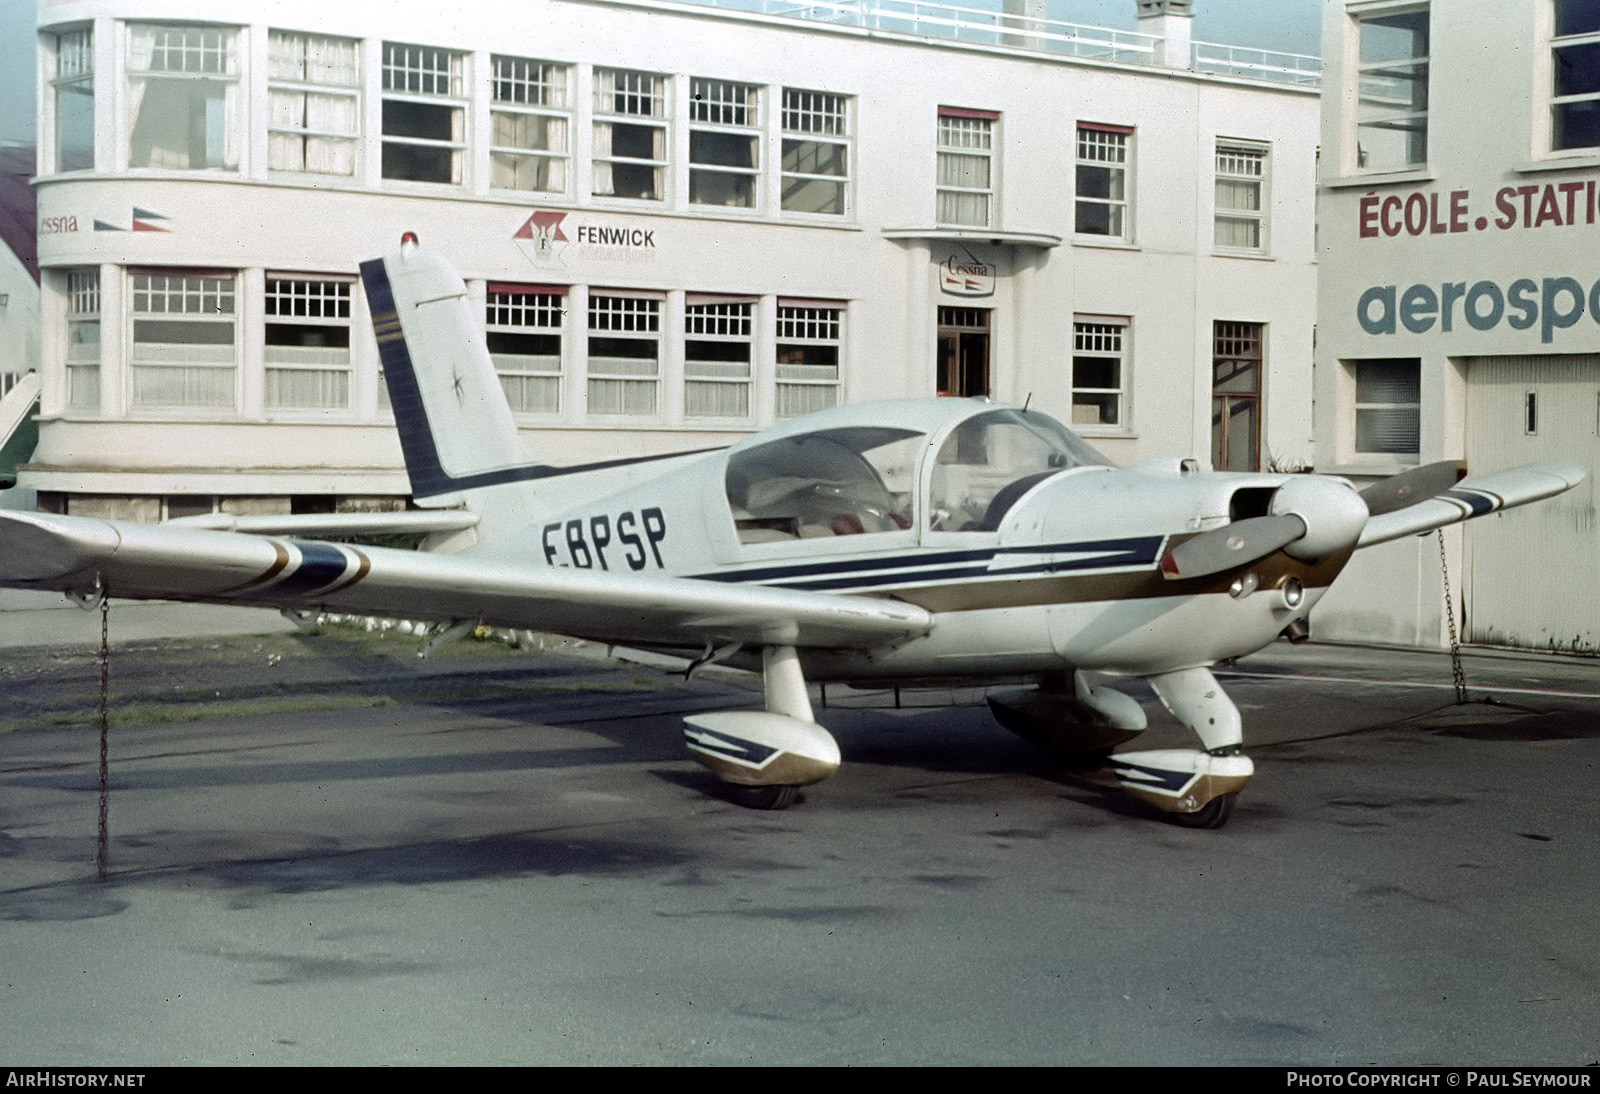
[940,248,996,297]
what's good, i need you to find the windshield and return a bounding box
[928,409,1109,532]
[726,427,922,544]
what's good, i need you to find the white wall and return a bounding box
[28,0,1319,504]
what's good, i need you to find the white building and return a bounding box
[27,0,1320,524]
[1311,0,1600,653]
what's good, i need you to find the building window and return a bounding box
[1215,142,1266,251]
[776,304,842,418]
[937,108,996,228]
[690,78,760,209]
[587,295,660,415]
[486,287,563,414]
[130,271,237,410]
[382,43,465,184]
[1552,0,1600,150]
[685,300,753,419]
[126,24,240,170]
[593,69,667,201]
[267,32,360,176]
[1071,318,1128,430]
[264,277,352,412]
[491,56,569,194]
[1354,6,1429,170]
[1212,321,1262,472]
[1075,124,1130,238]
[65,269,100,411]
[781,88,850,216]
[1353,358,1421,454]
[52,28,94,172]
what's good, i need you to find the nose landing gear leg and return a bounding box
[1108,666,1253,828]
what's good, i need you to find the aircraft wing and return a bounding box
[1357,461,1586,549]
[0,511,931,650]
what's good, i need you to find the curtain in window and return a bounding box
[265,368,350,410]
[127,25,239,169]
[307,36,358,85]
[592,123,614,194]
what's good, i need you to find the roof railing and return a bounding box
[684,0,1320,86]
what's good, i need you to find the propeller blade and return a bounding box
[1358,460,1467,517]
[1159,514,1307,580]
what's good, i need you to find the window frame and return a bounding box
[381,42,467,186]
[683,298,755,421]
[1351,357,1422,458]
[586,293,662,417]
[936,107,997,229]
[592,68,669,203]
[1074,123,1132,241]
[1070,316,1131,435]
[486,284,566,416]
[775,302,843,419]
[1214,140,1269,254]
[689,78,762,211]
[267,30,361,178]
[65,268,101,412]
[490,55,571,195]
[125,22,242,173]
[1350,3,1430,172]
[263,274,355,416]
[1550,0,1600,152]
[51,27,95,173]
[1212,321,1264,472]
[128,269,239,415]
[781,87,852,218]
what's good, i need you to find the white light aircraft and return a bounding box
[0,238,1585,826]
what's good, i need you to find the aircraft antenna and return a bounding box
[1022,392,1032,413]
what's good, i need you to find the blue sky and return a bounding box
[0,0,1323,145]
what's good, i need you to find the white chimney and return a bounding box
[1136,0,1194,70]
[1002,0,1047,51]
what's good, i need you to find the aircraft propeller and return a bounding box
[1160,460,1472,581]
[1355,459,1467,516]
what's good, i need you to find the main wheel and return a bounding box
[727,784,800,810]
[1167,792,1237,829]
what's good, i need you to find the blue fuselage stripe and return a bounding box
[1443,489,1495,516]
[689,536,1163,590]
[257,541,350,599]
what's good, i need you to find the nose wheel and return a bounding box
[1166,791,1237,829]
[727,784,800,811]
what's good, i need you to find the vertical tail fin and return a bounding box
[360,237,543,535]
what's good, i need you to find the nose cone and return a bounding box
[1271,476,1369,560]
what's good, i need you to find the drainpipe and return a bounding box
[1136,0,1194,70]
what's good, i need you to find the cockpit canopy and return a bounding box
[928,408,1110,531]
[725,406,1108,544]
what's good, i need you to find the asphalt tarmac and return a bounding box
[2,627,1598,1066]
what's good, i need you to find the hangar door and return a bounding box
[1462,355,1600,652]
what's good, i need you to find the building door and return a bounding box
[1462,354,1600,653]
[1212,321,1262,471]
[938,307,990,397]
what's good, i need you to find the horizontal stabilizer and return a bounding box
[1357,462,1586,548]
[0,511,932,651]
